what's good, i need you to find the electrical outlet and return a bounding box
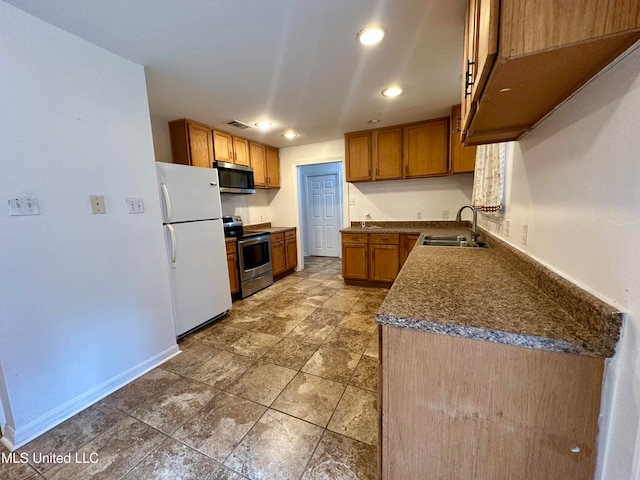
[504,219,511,237]
[522,223,528,245]
[349,198,356,206]
[126,197,144,214]
[442,210,449,219]
[90,195,106,214]
[417,211,422,219]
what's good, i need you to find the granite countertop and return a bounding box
[244,223,295,234]
[376,229,622,358]
[341,220,470,235]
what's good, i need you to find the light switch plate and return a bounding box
[90,195,106,214]
[126,197,144,214]
[8,196,40,215]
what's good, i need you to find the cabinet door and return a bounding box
[285,230,297,270]
[271,233,286,276]
[213,130,234,163]
[400,234,420,267]
[232,137,250,166]
[374,127,403,180]
[250,142,267,187]
[265,146,281,188]
[345,132,372,182]
[403,120,449,177]
[450,105,477,173]
[370,244,400,282]
[342,242,368,280]
[227,253,238,295]
[472,0,499,104]
[187,122,213,168]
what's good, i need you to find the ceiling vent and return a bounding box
[226,119,252,130]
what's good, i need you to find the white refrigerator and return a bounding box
[156,162,232,338]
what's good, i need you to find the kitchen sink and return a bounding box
[418,234,487,248]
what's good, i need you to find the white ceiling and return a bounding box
[6,0,467,148]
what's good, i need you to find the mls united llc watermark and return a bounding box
[1,451,99,464]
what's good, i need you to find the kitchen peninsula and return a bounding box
[376,229,622,479]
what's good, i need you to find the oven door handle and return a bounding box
[238,235,270,247]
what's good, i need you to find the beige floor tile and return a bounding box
[363,332,380,359]
[193,324,248,349]
[304,308,347,326]
[121,438,220,480]
[275,303,317,321]
[224,409,323,480]
[260,337,319,369]
[272,373,346,427]
[106,368,182,413]
[301,346,361,384]
[322,327,372,354]
[225,331,281,358]
[21,400,126,473]
[186,350,255,390]
[339,312,378,333]
[322,296,358,312]
[0,448,40,480]
[350,299,383,315]
[286,320,336,344]
[223,311,268,332]
[250,316,302,337]
[46,416,166,480]
[300,430,377,480]
[327,386,378,446]
[349,355,379,392]
[173,392,266,463]
[127,377,219,434]
[161,343,221,376]
[227,361,297,406]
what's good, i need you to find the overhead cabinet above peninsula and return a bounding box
[168,118,280,189]
[461,0,640,145]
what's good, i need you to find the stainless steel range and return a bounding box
[223,216,273,298]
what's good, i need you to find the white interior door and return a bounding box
[307,173,340,257]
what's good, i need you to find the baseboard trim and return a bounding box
[0,344,180,451]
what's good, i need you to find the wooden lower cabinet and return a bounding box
[369,234,399,282]
[271,229,297,278]
[342,233,369,281]
[225,241,239,296]
[400,234,419,267]
[285,230,297,271]
[380,325,603,479]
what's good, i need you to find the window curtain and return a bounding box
[471,142,505,214]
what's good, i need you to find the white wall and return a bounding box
[220,189,277,225]
[477,46,640,479]
[0,2,178,449]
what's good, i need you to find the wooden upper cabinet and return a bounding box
[213,130,234,163]
[265,146,281,188]
[450,104,477,174]
[168,119,213,168]
[249,142,267,187]
[462,0,640,145]
[232,137,250,166]
[403,119,449,178]
[345,132,372,182]
[373,127,403,180]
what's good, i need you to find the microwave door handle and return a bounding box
[167,224,177,268]
[160,183,172,222]
[238,235,269,247]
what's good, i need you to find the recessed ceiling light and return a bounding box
[357,25,385,45]
[255,121,272,128]
[381,87,403,97]
[282,132,298,139]
[368,119,381,124]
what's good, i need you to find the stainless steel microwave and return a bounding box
[213,161,255,194]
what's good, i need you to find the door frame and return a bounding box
[297,162,344,266]
[305,171,341,258]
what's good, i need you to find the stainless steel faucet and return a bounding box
[456,204,479,241]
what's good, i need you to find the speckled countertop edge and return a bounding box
[244,222,295,234]
[371,222,622,358]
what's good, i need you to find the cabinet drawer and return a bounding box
[343,233,368,244]
[225,241,237,255]
[370,234,399,245]
[271,232,285,245]
[285,229,296,240]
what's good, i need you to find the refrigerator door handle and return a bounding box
[167,224,177,269]
[210,182,218,186]
[160,183,173,222]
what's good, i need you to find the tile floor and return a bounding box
[2,257,386,480]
